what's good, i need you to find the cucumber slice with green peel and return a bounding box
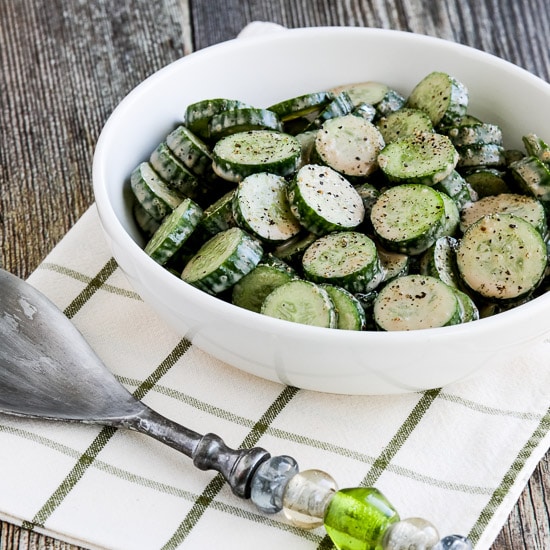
[450,114,484,128]
[314,114,385,177]
[231,255,297,313]
[352,102,377,122]
[294,130,318,167]
[209,108,283,140]
[376,245,410,283]
[419,236,461,288]
[133,201,160,238]
[272,231,318,265]
[406,71,468,127]
[438,191,460,237]
[463,168,510,198]
[166,125,214,178]
[330,81,390,106]
[302,231,382,293]
[460,193,547,236]
[370,183,447,255]
[306,91,355,130]
[522,134,550,164]
[212,130,301,182]
[456,213,547,302]
[149,142,200,197]
[374,274,463,331]
[181,227,263,295]
[268,92,334,121]
[509,155,550,206]
[375,88,407,118]
[130,162,185,222]
[184,98,250,139]
[456,143,506,169]
[199,189,237,236]
[320,284,367,330]
[232,172,302,243]
[376,108,434,143]
[287,164,365,235]
[377,132,459,185]
[144,198,203,265]
[447,123,503,147]
[454,288,480,322]
[261,279,337,328]
[433,170,478,209]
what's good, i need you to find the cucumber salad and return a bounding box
[128,71,550,331]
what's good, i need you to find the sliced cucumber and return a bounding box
[232,255,297,313]
[232,172,302,243]
[272,231,318,265]
[330,81,390,106]
[320,284,367,330]
[209,108,283,140]
[352,102,377,122]
[406,71,468,127]
[301,231,382,293]
[295,130,319,167]
[133,201,160,238]
[374,274,463,331]
[456,213,547,301]
[376,107,434,143]
[463,168,510,198]
[376,244,410,283]
[261,279,337,328]
[212,130,301,182]
[287,164,365,235]
[433,170,477,209]
[370,183,446,255]
[199,189,237,236]
[454,288,480,322]
[181,227,263,295]
[314,114,385,177]
[377,132,458,185]
[144,198,203,265]
[166,125,214,178]
[447,123,503,147]
[375,88,407,118]
[456,143,506,169]
[459,193,547,236]
[522,133,550,164]
[184,98,250,139]
[509,155,550,206]
[419,236,461,288]
[306,92,355,130]
[439,191,460,237]
[268,92,334,121]
[354,181,380,227]
[149,141,199,197]
[130,162,184,222]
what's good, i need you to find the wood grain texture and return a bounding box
[0,0,548,548]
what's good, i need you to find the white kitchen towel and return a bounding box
[1,22,550,550]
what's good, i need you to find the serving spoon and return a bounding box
[0,267,269,498]
[0,268,474,549]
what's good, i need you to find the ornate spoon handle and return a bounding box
[124,406,269,498]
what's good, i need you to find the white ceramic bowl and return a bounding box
[93,27,550,395]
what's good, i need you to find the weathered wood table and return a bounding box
[1,1,548,548]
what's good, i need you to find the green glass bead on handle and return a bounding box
[324,487,400,550]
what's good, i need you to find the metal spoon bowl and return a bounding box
[0,268,269,498]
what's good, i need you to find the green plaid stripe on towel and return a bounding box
[0,203,548,549]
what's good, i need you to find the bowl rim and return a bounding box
[92,25,550,347]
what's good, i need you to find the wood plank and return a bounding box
[0,0,190,280]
